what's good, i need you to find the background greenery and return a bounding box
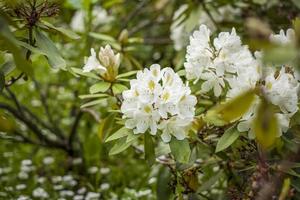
[1,0,300,199]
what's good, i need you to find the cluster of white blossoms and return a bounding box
[121,64,197,143]
[185,25,299,138]
[184,24,259,97]
[233,29,299,137]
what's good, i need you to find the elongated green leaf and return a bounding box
[157,166,172,200]
[169,138,191,163]
[216,126,240,152]
[116,70,138,79]
[40,20,80,40]
[112,83,128,94]
[89,32,116,42]
[126,132,141,143]
[144,133,155,166]
[80,99,106,108]
[79,94,108,99]
[89,82,111,94]
[35,29,66,69]
[109,137,134,155]
[105,127,130,142]
[197,170,223,192]
[0,71,4,92]
[0,17,33,76]
[253,99,279,149]
[71,67,100,79]
[291,0,300,9]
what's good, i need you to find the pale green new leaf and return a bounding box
[105,127,131,142]
[112,83,128,94]
[80,99,107,108]
[109,137,134,155]
[216,126,240,152]
[253,99,279,149]
[116,70,138,79]
[89,82,111,94]
[169,138,191,163]
[40,20,80,40]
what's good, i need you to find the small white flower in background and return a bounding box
[54,184,64,191]
[270,29,295,45]
[184,24,259,97]
[38,177,46,184]
[100,167,110,175]
[18,171,29,180]
[88,166,98,174]
[43,156,54,165]
[52,176,62,183]
[77,187,87,194]
[170,5,241,51]
[16,184,26,190]
[32,187,49,198]
[100,183,110,191]
[17,195,30,200]
[136,189,152,197]
[83,45,120,81]
[59,190,74,197]
[70,6,113,32]
[72,157,82,165]
[21,159,32,166]
[85,192,100,200]
[74,195,84,200]
[121,64,196,142]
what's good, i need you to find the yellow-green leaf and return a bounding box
[205,90,256,126]
[253,99,279,149]
[216,126,240,153]
[89,82,111,94]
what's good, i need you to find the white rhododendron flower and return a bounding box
[121,64,197,143]
[170,5,240,51]
[70,6,113,32]
[83,45,120,81]
[184,24,259,97]
[270,29,295,45]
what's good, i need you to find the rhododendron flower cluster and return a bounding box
[121,64,197,143]
[184,24,259,97]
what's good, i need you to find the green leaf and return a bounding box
[144,133,155,166]
[105,127,130,142]
[116,70,138,79]
[112,83,128,94]
[205,90,256,126]
[89,32,116,42]
[79,94,108,99]
[157,166,172,200]
[291,0,300,9]
[40,20,80,40]
[0,17,33,76]
[126,132,141,143]
[253,99,279,149]
[0,71,4,92]
[109,137,134,155]
[263,44,297,66]
[89,82,111,94]
[80,99,107,108]
[169,138,191,163]
[197,170,223,192]
[71,67,100,79]
[34,29,66,69]
[215,126,240,152]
